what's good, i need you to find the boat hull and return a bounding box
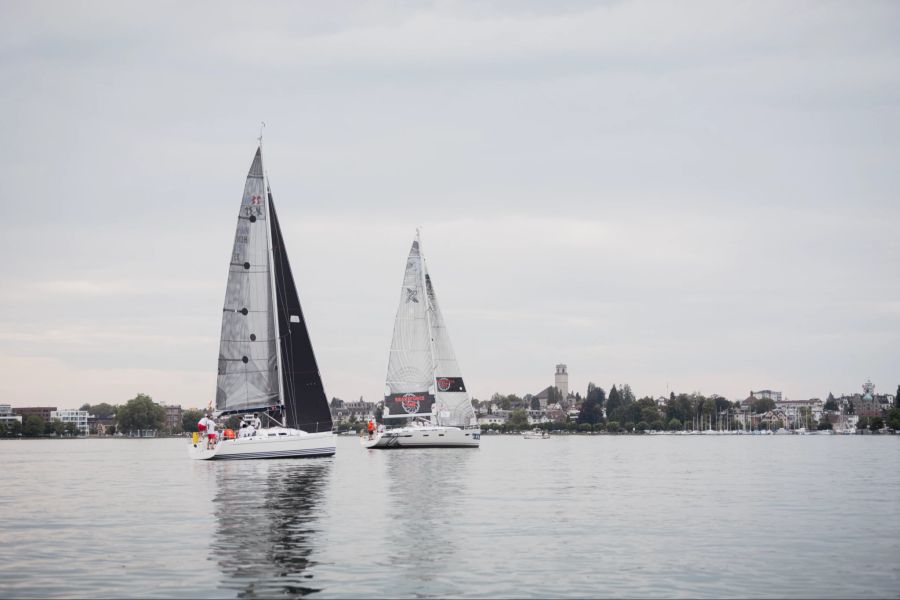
[361,426,480,449]
[188,429,335,460]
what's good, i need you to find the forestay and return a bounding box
[216,149,279,413]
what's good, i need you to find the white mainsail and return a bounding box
[215,149,280,413]
[424,264,477,427]
[384,237,435,418]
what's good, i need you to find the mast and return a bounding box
[260,133,287,427]
[418,229,440,425]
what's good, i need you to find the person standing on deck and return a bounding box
[251,413,262,431]
[204,415,217,449]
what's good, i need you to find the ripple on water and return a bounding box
[1,436,899,598]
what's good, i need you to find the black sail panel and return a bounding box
[269,192,333,432]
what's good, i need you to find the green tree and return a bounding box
[80,402,117,418]
[817,421,833,430]
[507,408,529,430]
[856,416,869,430]
[895,386,899,409]
[182,408,204,432]
[586,383,606,412]
[64,422,78,436]
[530,396,541,410]
[23,415,44,437]
[885,408,900,431]
[577,393,604,426]
[225,415,242,430]
[606,421,620,433]
[668,418,682,431]
[117,393,165,435]
[606,385,622,420]
[751,397,776,414]
[636,421,649,433]
[824,393,838,411]
[869,416,885,432]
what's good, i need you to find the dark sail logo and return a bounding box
[400,393,423,414]
[405,288,418,303]
[435,376,465,393]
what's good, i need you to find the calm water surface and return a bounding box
[1,435,898,598]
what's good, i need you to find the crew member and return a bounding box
[367,418,375,440]
[205,415,217,449]
[251,413,262,431]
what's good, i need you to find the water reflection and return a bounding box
[212,459,332,598]
[382,449,475,597]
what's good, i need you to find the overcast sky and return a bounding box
[1,0,898,410]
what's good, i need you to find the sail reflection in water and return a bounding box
[212,460,332,597]
[382,450,475,597]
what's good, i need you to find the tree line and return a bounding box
[478,382,900,433]
[0,394,209,438]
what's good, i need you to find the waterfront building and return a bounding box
[775,398,824,426]
[161,403,182,433]
[13,406,57,422]
[50,410,89,436]
[330,397,376,424]
[834,380,894,418]
[750,389,783,403]
[0,404,22,429]
[478,414,508,426]
[532,387,554,409]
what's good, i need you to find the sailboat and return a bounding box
[363,232,480,449]
[188,144,335,460]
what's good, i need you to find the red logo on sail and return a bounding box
[400,393,423,414]
[437,378,451,392]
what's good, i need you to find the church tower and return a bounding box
[555,364,568,402]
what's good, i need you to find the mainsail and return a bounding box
[216,149,279,413]
[384,237,436,419]
[216,146,333,433]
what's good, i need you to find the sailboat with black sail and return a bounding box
[189,144,335,460]
[363,231,480,449]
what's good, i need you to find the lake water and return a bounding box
[1,435,898,598]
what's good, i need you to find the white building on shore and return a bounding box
[50,409,89,436]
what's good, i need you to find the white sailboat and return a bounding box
[363,232,480,449]
[189,144,335,460]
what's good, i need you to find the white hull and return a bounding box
[361,425,480,449]
[188,428,335,460]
